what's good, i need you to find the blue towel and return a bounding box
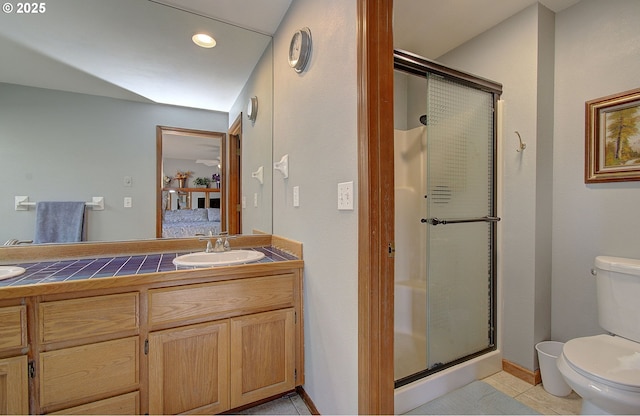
[34,201,86,244]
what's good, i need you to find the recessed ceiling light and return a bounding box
[192,33,216,48]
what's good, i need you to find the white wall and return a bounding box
[437,3,554,371]
[229,43,274,234]
[272,0,359,413]
[435,0,640,370]
[552,0,640,341]
[0,83,227,243]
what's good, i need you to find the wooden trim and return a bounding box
[271,235,303,259]
[296,386,320,415]
[156,125,226,237]
[0,260,303,301]
[0,234,300,268]
[161,187,221,193]
[228,115,242,234]
[156,126,163,238]
[502,359,542,385]
[358,0,395,414]
[0,234,274,263]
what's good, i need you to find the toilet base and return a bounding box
[581,400,608,415]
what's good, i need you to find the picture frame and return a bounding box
[585,88,640,183]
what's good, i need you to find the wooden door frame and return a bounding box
[228,115,242,234]
[357,0,395,414]
[156,126,226,237]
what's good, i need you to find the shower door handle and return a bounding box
[421,216,501,226]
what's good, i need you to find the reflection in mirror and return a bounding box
[157,127,226,239]
[0,0,274,246]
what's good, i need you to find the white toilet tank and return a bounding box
[594,256,640,343]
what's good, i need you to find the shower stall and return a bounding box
[393,49,502,407]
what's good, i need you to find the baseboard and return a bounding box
[502,359,542,385]
[296,386,320,415]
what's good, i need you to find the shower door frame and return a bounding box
[393,49,502,388]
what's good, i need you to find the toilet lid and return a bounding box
[563,334,640,390]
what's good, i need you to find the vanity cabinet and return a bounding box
[147,271,302,414]
[0,252,303,415]
[37,293,140,414]
[230,308,296,408]
[0,304,28,414]
[0,305,27,352]
[148,321,230,414]
[0,355,29,414]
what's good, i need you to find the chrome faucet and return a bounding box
[201,232,233,253]
[215,232,234,252]
[200,231,220,253]
[206,238,215,253]
[213,233,227,252]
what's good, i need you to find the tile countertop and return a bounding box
[0,246,298,287]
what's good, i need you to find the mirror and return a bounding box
[158,126,226,238]
[0,0,274,245]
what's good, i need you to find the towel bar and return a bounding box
[15,196,105,211]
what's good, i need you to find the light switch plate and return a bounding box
[338,181,354,210]
[124,197,132,208]
[293,186,300,207]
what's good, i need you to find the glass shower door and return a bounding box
[424,74,497,369]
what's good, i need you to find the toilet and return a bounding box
[557,256,640,415]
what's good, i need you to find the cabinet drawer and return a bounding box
[149,273,295,327]
[0,305,26,350]
[39,293,139,343]
[39,337,139,409]
[51,391,140,415]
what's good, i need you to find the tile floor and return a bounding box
[483,371,582,415]
[234,392,312,415]
[237,371,582,415]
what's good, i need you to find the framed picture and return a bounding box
[585,88,640,183]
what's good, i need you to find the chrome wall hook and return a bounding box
[515,131,526,152]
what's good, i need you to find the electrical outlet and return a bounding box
[338,181,354,210]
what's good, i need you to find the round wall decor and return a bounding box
[288,27,312,73]
[247,96,258,121]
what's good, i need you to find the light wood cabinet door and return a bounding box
[0,355,28,415]
[230,309,295,408]
[39,337,139,411]
[148,320,229,415]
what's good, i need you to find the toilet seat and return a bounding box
[563,334,640,393]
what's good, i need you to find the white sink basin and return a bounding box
[173,250,265,267]
[0,266,26,281]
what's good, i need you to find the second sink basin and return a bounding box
[173,250,265,267]
[0,266,26,281]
